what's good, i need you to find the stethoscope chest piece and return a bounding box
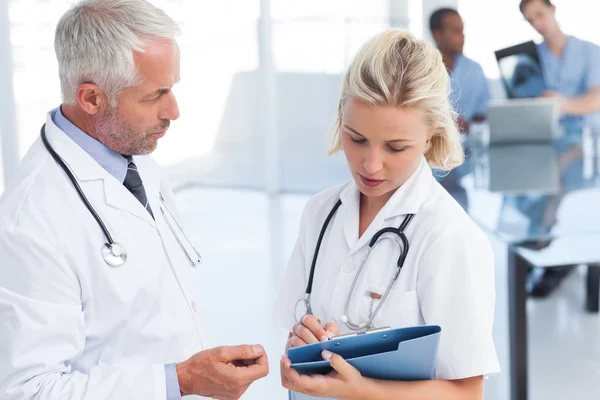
[40,124,202,270]
[102,242,128,267]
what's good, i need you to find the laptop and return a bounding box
[487,98,560,144]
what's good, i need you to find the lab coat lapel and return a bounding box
[339,181,386,257]
[380,157,433,220]
[103,176,157,228]
[340,182,360,251]
[43,113,157,228]
[340,157,433,257]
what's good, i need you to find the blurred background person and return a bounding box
[520,0,600,297]
[430,7,490,133]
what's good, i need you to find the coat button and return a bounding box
[191,302,198,312]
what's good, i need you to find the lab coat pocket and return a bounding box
[379,289,421,328]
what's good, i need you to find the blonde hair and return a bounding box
[328,29,464,171]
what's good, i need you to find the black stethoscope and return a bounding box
[40,124,202,268]
[295,198,415,331]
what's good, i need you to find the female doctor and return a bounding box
[275,29,500,399]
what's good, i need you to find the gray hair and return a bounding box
[55,0,180,106]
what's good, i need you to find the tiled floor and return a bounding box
[175,187,600,400]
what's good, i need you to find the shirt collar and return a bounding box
[339,156,434,220]
[51,106,129,183]
[540,36,575,60]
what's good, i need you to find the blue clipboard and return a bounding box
[287,325,441,381]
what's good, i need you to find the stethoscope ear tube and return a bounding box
[305,199,343,295]
[40,124,116,245]
[369,227,399,246]
[301,192,416,331]
[40,124,201,269]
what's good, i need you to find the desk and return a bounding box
[445,132,600,400]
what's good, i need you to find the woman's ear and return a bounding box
[424,133,433,153]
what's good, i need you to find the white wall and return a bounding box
[0,125,4,193]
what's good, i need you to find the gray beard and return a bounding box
[94,106,168,156]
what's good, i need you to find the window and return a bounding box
[4,0,426,193]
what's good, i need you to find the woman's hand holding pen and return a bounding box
[281,315,366,399]
[285,315,340,351]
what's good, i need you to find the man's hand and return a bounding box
[541,90,567,112]
[176,345,269,400]
[541,90,561,99]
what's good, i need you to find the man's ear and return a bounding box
[76,83,107,116]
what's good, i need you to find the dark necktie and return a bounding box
[123,160,154,218]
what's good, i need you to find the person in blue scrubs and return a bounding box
[522,0,600,135]
[429,8,490,208]
[520,0,600,297]
[430,8,490,133]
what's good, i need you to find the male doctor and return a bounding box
[0,1,268,399]
[520,0,600,297]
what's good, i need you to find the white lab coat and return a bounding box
[0,113,208,399]
[275,157,500,399]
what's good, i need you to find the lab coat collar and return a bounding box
[43,111,160,228]
[338,156,433,252]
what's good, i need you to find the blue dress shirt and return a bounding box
[50,106,182,400]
